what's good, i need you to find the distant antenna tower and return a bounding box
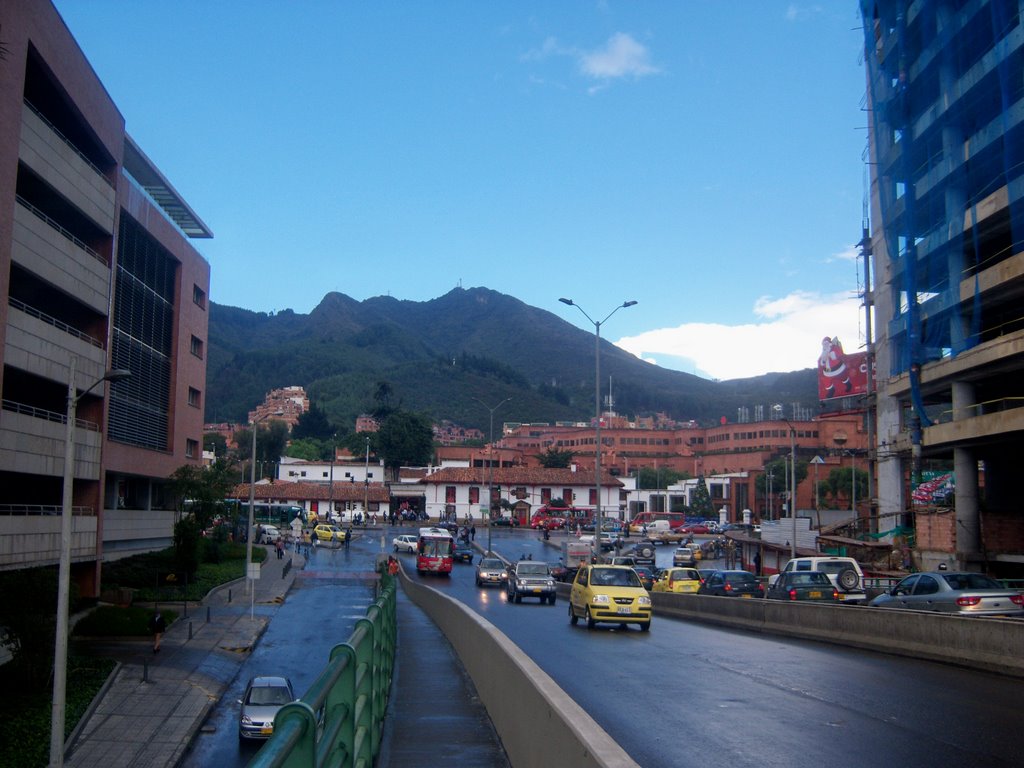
[754,404,764,422]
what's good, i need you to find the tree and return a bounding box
[173,517,201,578]
[689,476,715,518]
[537,447,573,468]
[755,458,809,499]
[287,438,324,461]
[372,381,396,419]
[292,403,334,441]
[637,466,689,489]
[203,431,227,457]
[167,459,236,531]
[233,420,289,476]
[376,410,433,479]
[818,466,869,510]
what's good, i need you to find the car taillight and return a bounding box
[956,596,982,607]
[832,589,839,600]
[787,588,798,600]
[724,583,733,592]
[1012,594,1024,606]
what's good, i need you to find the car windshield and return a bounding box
[591,568,641,587]
[517,563,549,576]
[941,573,1002,590]
[671,570,697,580]
[247,685,291,705]
[727,573,757,585]
[479,559,503,568]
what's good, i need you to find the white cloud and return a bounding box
[614,290,864,380]
[578,33,659,79]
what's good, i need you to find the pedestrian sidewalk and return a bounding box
[65,547,303,768]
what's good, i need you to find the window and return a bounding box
[187,387,201,408]
[541,488,552,503]
[185,439,198,458]
[469,487,480,504]
[445,486,457,503]
[193,284,206,309]
[190,335,204,359]
[589,489,597,505]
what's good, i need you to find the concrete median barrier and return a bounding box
[649,592,1024,677]
[400,572,640,768]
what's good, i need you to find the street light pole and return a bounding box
[475,397,511,555]
[364,436,370,520]
[560,298,637,560]
[50,362,130,768]
[246,411,281,598]
[774,404,798,559]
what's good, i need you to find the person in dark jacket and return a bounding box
[149,610,166,653]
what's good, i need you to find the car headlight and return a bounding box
[638,595,651,606]
[546,580,554,587]
[241,715,254,725]
[592,594,610,604]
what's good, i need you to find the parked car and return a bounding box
[869,572,1024,616]
[651,567,703,594]
[698,570,764,598]
[453,540,475,563]
[392,534,418,553]
[506,560,557,604]
[475,557,508,587]
[766,571,839,602]
[673,546,697,567]
[569,564,652,631]
[238,675,295,741]
[549,561,569,582]
[770,556,867,604]
[256,525,281,545]
[491,516,519,527]
[312,524,346,543]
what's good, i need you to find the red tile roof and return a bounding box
[230,481,390,502]
[422,466,621,487]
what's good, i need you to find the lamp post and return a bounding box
[773,404,798,559]
[363,436,370,520]
[328,433,335,523]
[475,397,511,555]
[50,362,130,768]
[559,298,637,559]
[247,410,282,598]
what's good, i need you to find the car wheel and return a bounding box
[476,578,482,587]
[515,593,522,604]
[393,545,398,552]
[638,545,655,559]
[549,594,557,605]
[569,604,578,625]
[640,622,651,632]
[585,607,596,629]
[838,568,860,590]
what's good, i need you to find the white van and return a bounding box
[770,556,867,603]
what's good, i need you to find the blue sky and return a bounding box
[54,1,869,381]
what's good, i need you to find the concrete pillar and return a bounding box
[951,381,980,564]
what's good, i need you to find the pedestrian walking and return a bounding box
[275,537,284,559]
[149,610,166,653]
[470,523,476,541]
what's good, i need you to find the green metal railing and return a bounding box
[249,566,397,768]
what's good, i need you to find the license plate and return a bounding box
[741,594,752,598]
[261,727,273,735]
[532,588,541,593]
[809,591,822,598]
[617,606,632,614]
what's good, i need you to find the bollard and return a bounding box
[228,588,232,603]
[188,621,193,640]
[183,600,188,619]
[143,660,149,683]
[207,605,211,623]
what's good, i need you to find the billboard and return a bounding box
[818,336,871,400]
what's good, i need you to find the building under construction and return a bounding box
[861,1,1024,575]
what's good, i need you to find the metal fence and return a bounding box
[248,564,397,768]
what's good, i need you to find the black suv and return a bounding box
[506,560,557,604]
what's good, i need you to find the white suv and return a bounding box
[770,556,867,604]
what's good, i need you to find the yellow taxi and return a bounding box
[651,567,703,594]
[569,564,652,632]
[312,523,346,543]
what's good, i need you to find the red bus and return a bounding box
[416,527,454,575]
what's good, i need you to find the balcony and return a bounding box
[0,401,103,480]
[0,508,97,570]
[4,300,106,388]
[19,102,116,234]
[11,198,111,313]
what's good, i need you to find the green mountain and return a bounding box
[205,287,817,432]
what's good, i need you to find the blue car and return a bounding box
[453,540,475,563]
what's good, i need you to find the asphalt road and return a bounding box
[428,528,1024,768]
[179,539,380,768]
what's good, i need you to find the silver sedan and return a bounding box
[870,571,1024,616]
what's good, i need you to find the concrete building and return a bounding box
[0,0,211,594]
[861,1,1024,575]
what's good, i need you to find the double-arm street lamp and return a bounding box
[474,396,511,555]
[559,298,637,559]
[50,363,130,768]
[773,404,798,559]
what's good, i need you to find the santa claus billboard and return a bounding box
[818,336,871,400]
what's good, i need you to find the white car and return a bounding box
[770,556,867,603]
[393,534,418,553]
[257,525,280,545]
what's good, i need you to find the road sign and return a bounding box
[247,563,261,580]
